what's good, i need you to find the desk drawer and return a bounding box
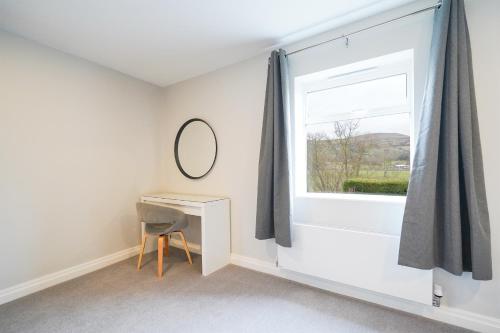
[141,199,202,216]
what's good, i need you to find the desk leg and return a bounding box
[201,200,231,276]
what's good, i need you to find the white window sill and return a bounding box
[295,192,407,204]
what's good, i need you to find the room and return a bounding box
[0,0,498,332]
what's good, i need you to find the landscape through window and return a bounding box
[305,72,411,196]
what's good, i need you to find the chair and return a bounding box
[136,202,192,278]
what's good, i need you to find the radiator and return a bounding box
[277,223,433,305]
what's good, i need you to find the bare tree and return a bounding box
[307,132,343,192]
[333,120,360,180]
[351,136,371,177]
[307,119,365,192]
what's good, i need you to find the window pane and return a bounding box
[306,113,410,195]
[306,74,407,124]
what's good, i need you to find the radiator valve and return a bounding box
[433,284,443,307]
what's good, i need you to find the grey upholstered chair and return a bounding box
[136,202,192,278]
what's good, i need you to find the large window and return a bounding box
[294,51,413,196]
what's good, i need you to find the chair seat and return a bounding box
[145,223,176,235]
[136,202,192,277]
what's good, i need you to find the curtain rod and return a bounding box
[287,1,442,56]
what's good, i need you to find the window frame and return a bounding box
[292,50,415,201]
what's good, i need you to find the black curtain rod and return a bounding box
[287,1,442,56]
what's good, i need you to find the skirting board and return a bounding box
[169,237,201,255]
[230,253,500,333]
[0,246,141,306]
[0,239,200,307]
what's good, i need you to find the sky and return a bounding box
[306,73,410,137]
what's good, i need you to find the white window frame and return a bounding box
[293,50,414,202]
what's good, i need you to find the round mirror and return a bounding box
[174,118,217,179]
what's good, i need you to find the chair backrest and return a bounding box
[136,202,186,225]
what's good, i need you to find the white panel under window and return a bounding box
[278,224,433,305]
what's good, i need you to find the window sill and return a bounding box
[295,192,407,204]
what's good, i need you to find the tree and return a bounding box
[333,119,360,180]
[351,136,371,177]
[307,132,343,192]
[307,119,365,192]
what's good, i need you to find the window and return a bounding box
[294,51,413,196]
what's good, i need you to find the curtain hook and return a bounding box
[345,35,350,48]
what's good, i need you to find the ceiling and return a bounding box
[0,0,414,87]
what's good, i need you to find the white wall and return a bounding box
[159,0,500,324]
[0,31,163,290]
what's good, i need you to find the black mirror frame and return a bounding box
[174,118,218,180]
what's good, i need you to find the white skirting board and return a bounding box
[0,246,141,306]
[230,253,500,333]
[169,237,201,255]
[0,239,200,307]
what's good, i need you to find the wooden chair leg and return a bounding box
[164,234,169,257]
[157,236,164,278]
[137,234,147,270]
[178,231,192,265]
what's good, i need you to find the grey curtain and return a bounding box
[255,49,291,247]
[398,0,492,280]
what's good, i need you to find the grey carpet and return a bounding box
[0,248,471,333]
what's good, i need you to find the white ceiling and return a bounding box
[0,0,414,87]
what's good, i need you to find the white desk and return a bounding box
[140,192,230,276]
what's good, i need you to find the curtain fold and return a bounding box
[398,0,492,280]
[255,49,291,247]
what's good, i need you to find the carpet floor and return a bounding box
[0,248,472,333]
